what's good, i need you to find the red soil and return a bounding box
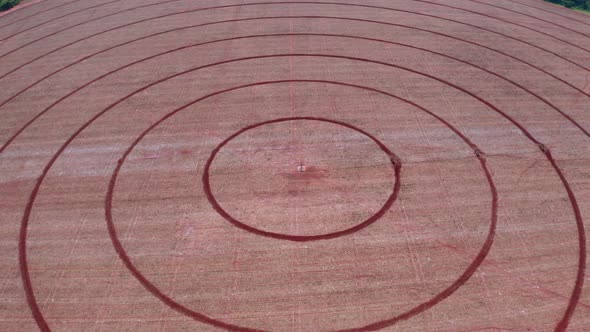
[0,0,588,331]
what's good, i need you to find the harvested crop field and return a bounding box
[0,0,589,331]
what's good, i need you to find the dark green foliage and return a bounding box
[545,0,589,9]
[0,0,21,11]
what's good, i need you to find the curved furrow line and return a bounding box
[1,30,589,162]
[2,1,590,110]
[0,0,87,31]
[0,0,186,59]
[2,1,590,78]
[11,52,585,332]
[468,0,590,37]
[416,0,590,50]
[0,0,123,43]
[0,0,48,22]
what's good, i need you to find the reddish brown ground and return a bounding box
[0,0,589,331]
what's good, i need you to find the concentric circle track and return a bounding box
[2,1,590,74]
[0,1,588,331]
[201,116,402,242]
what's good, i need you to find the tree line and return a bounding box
[545,0,590,9]
[0,0,20,12]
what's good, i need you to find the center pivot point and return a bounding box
[297,162,306,173]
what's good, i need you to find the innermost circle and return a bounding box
[202,117,402,242]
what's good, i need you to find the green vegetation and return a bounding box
[573,7,590,15]
[0,0,20,11]
[545,0,590,12]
